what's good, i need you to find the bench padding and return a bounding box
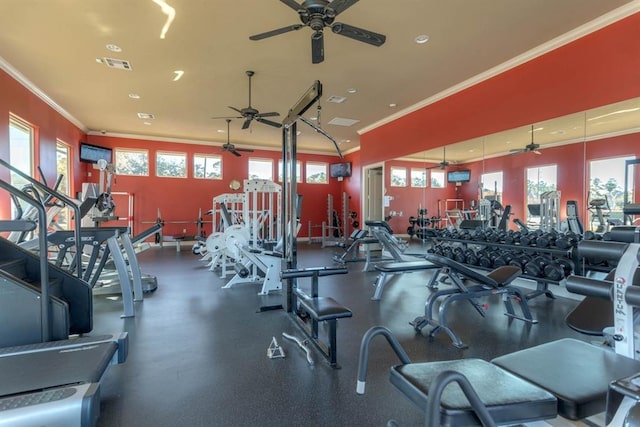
[298,297,352,321]
[492,338,640,420]
[390,358,557,426]
[374,260,437,273]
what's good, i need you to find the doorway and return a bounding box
[363,163,384,222]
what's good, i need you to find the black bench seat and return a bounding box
[390,358,557,426]
[298,296,353,321]
[372,260,438,300]
[492,338,640,420]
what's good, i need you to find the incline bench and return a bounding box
[282,267,352,367]
[357,327,640,426]
[411,253,536,348]
[372,260,439,300]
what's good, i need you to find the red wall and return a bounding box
[84,135,344,238]
[360,12,640,165]
[0,69,86,219]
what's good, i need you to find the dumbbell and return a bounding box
[465,249,479,266]
[453,247,466,264]
[442,246,454,259]
[555,231,578,250]
[543,262,565,281]
[524,255,553,277]
[493,252,514,267]
[536,231,557,248]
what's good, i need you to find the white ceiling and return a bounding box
[0,0,637,157]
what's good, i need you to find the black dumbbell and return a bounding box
[543,262,565,281]
[453,247,466,263]
[524,255,552,277]
[465,249,479,266]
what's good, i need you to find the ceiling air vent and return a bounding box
[137,113,155,119]
[101,57,133,71]
[327,95,347,104]
[328,117,360,127]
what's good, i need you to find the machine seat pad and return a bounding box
[390,358,557,426]
[374,261,438,273]
[492,338,640,420]
[298,297,352,321]
[565,296,612,336]
[425,254,521,288]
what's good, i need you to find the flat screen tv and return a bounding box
[330,162,352,178]
[80,143,112,164]
[447,170,471,183]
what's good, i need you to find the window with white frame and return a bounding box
[481,171,504,201]
[156,151,187,178]
[589,156,634,227]
[115,148,149,176]
[248,158,274,181]
[55,140,72,229]
[411,168,427,188]
[431,171,445,188]
[390,167,407,187]
[194,154,222,179]
[526,165,557,205]
[278,160,302,182]
[305,161,328,184]
[9,115,34,189]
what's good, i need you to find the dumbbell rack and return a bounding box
[431,236,581,300]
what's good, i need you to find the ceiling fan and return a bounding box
[249,0,386,64]
[510,125,542,155]
[426,147,450,170]
[212,70,281,130]
[221,119,254,157]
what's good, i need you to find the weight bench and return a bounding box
[357,327,640,426]
[371,260,439,300]
[411,253,536,348]
[281,267,352,367]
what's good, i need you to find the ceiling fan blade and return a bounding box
[327,0,360,16]
[241,118,252,129]
[509,149,525,155]
[228,106,244,114]
[331,22,386,46]
[279,0,302,12]
[249,24,304,41]
[256,117,283,128]
[311,32,324,64]
[533,150,542,155]
[255,111,280,118]
[230,150,242,157]
[236,148,255,153]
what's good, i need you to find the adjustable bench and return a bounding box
[357,327,640,426]
[371,260,439,300]
[411,253,536,348]
[281,267,352,367]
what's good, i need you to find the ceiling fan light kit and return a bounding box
[249,0,386,64]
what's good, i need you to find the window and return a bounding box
[194,154,222,179]
[305,161,328,184]
[9,116,34,189]
[278,160,302,182]
[411,168,427,188]
[156,152,187,178]
[526,165,557,204]
[589,156,634,227]
[115,148,149,176]
[55,140,72,229]
[481,171,503,201]
[390,167,407,187]
[431,171,445,188]
[248,158,274,181]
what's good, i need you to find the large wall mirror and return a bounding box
[383,97,640,234]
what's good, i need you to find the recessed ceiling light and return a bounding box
[505,141,512,144]
[217,129,225,133]
[415,35,429,44]
[529,127,544,132]
[346,88,357,94]
[128,93,141,99]
[389,103,397,108]
[106,44,122,52]
[310,116,317,121]
[137,112,155,119]
[342,139,351,143]
[296,131,302,136]
[549,130,565,135]
[173,70,184,81]
[143,122,152,126]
